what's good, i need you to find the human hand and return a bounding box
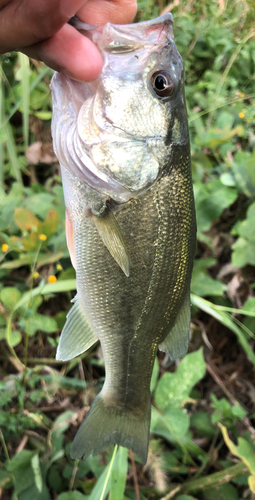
[0,0,137,81]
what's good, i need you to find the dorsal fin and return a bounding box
[56,295,98,361]
[92,208,129,277]
[158,292,191,360]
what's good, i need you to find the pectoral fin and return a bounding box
[158,292,191,360]
[56,295,98,361]
[92,208,129,277]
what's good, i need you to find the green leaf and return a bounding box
[7,450,34,471]
[247,203,255,219]
[48,465,64,492]
[163,408,190,437]
[23,193,54,219]
[231,202,255,267]
[220,172,236,187]
[14,466,35,495]
[0,469,12,488]
[190,412,215,438]
[14,207,40,232]
[238,217,255,243]
[109,447,128,500]
[51,411,75,452]
[25,313,58,336]
[6,452,36,496]
[216,111,235,130]
[220,424,255,492]
[0,286,22,310]
[31,453,43,493]
[194,180,237,239]
[191,258,227,297]
[203,483,239,500]
[8,329,22,347]
[155,349,206,410]
[176,496,198,500]
[230,151,255,199]
[34,111,52,120]
[243,297,255,312]
[151,407,190,438]
[0,328,6,340]
[151,406,207,460]
[150,356,159,393]
[232,237,255,267]
[242,297,255,333]
[19,483,51,500]
[39,209,60,237]
[58,493,88,500]
[219,424,255,475]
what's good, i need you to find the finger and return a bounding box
[0,0,90,53]
[77,0,137,26]
[22,23,103,81]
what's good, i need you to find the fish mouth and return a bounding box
[69,13,174,54]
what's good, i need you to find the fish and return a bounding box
[50,13,196,465]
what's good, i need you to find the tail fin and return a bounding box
[71,392,150,464]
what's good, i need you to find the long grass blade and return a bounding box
[188,93,255,123]
[0,59,4,188]
[5,121,23,184]
[4,65,51,126]
[206,29,255,127]
[191,294,255,366]
[89,445,118,500]
[109,446,128,500]
[18,53,30,151]
[14,279,77,311]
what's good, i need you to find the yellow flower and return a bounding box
[33,272,39,279]
[239,112,245,119]
[1,244,8,252]
[48,275,57,284]
[239,92,245,98]
[56,264,63,271]
[39,234,47,241]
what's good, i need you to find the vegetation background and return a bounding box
[1,0,255,498]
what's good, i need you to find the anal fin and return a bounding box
[158,292,191,360]
[56,295,98,361]
[92,208,129,277]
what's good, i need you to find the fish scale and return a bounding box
[60,142,195,462]
[51,13,196,464]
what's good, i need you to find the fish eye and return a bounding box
[151,71,174,98]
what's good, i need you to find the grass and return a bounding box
[0,0,255,498]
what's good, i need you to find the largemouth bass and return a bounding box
[51,13,196,465]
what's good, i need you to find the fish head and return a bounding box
[51,14,189,203]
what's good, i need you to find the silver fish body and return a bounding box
[51,14,196,464]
